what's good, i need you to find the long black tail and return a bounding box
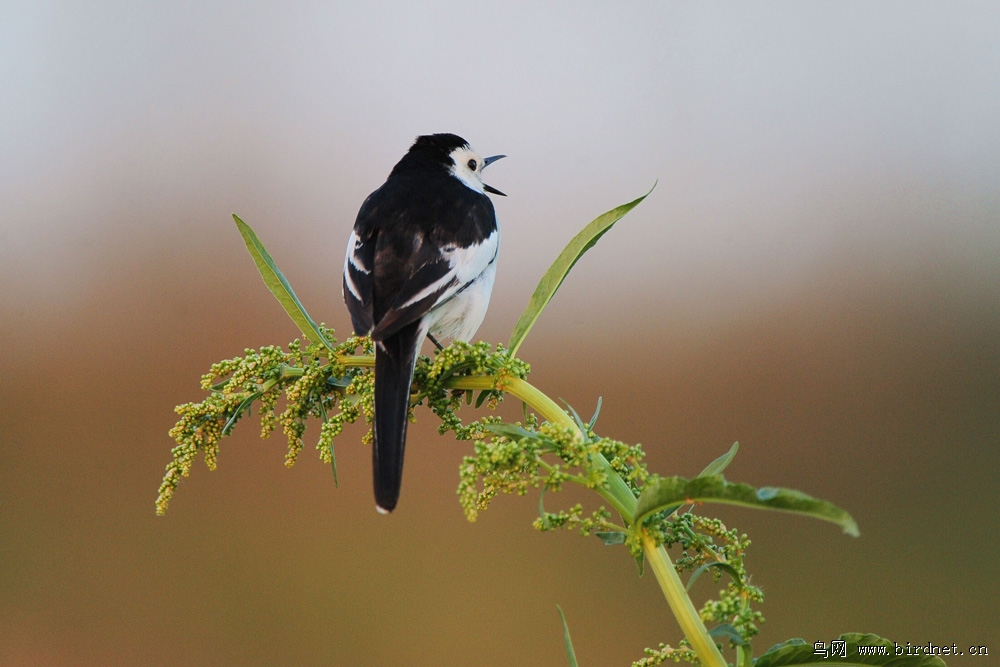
[372,320,422,513]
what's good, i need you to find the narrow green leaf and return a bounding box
[562,400,589,439]
[233,214,335,353]
[326,376,352,388]
[484,423,543,441]
[685,561,741,591]
[556,606,580,667]
[475,390,489,408]
[595,531,626,545]
[755,633,947,666]
[634,475,859,537]
[588,397,603,430]
[507,185,655,357]
[319,406,339,485]
[698,442,740,478]
[709,623,746,646]
[317,399,338,488]
[538,484,549,525]
[222,391,262,435]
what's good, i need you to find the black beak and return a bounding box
[482,154,506,196]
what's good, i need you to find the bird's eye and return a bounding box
[467,159,477,171]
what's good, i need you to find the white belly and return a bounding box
[426,261,497,342]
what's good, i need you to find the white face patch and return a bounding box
[447,145,487,194]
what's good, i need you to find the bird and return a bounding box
[342,133,505,513]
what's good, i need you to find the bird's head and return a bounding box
[406,133,506,197]
[446,144,506,197]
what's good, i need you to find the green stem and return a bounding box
[452,373,726,667]
[337,354,374,367]
[642,534,726,667]
[496,377,635,520]
[336,355,728,667]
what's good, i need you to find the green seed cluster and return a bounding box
[632,641,697,667]
[687,516,763,643]
[156,329,373,515]
[533,504,619,539]
[417,341,528,439]
[159,344,294,515]
[157,332,765,663]
[457,427,544,521]
[279,361,326,467]
[643,511,764,645]
[443,368,765,659]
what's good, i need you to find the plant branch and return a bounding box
[333,354,729,666]
[642,533,727,667]
[342,358,727,667]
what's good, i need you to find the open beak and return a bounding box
[482,154,506,196]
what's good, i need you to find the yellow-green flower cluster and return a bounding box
[417,342,528,439]
[457,427,542,520]
[643,511,764,645]
[160,329,764,662]
[699,579,764,644]
[687,516,763,642]
[158,344,295,515]
[454,413,637,535]
[596,437,649,492]
[156,330,373,515]
[631,641,697,666]
[533,504,619,538]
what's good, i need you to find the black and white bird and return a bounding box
[342,133,505,513]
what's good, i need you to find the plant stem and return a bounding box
[337,356,728,667]
[642,534,727,667]
[491,377,636,520]
[451,373,727,667]
[336,354,374,367]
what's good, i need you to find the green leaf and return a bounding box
[507,185,655,357]
[685,561,741,591]
[222,391,262,435]
[588,397,603,430]
[709,623,746,646]
[556,606,580,667]
[633,475,859,537]
[233,214,335,353]
[330,452,339,486]
[698,441,739,478]
[317,400,338,488]
[474,390,489,408]
[562,400,591,441]
[754,633,947,666]
[484,423,542,441]
[595,531,626,545]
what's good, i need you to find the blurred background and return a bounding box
[2,2,998,665]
